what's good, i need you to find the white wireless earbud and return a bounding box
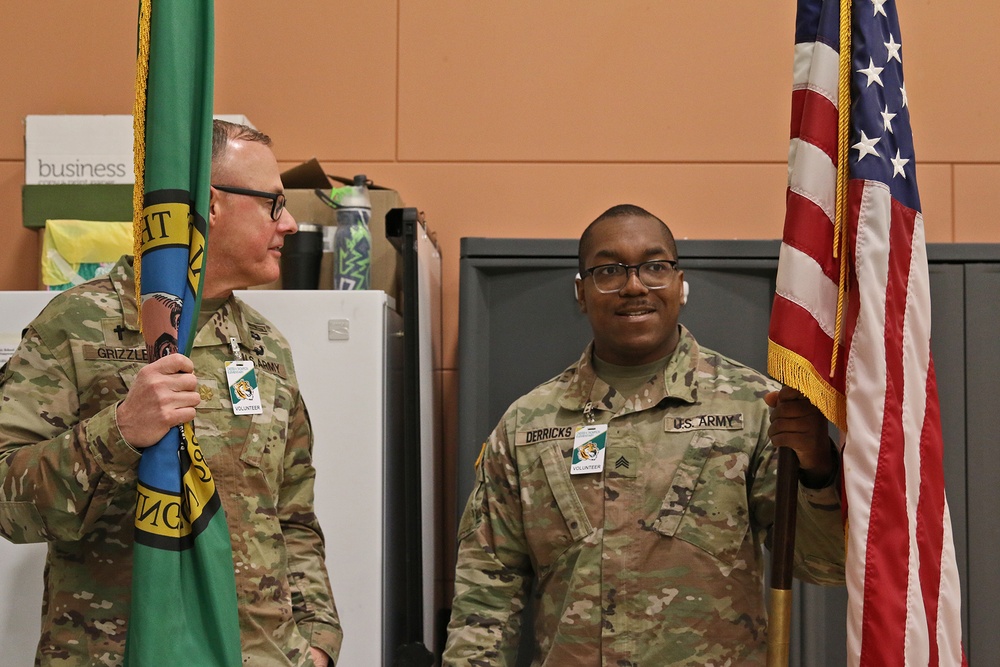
[681,280,689,305]
[574,273,582,301]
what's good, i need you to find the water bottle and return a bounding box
[332,175,372,290]
[280,223,323,289]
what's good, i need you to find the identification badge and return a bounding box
[225,360,263,415]
[571,424,608,475]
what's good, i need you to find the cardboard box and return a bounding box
[276,159,403,302]
[24,184,133,288]
[22,156,406,302]
[24,114,253,185]
[22,183,132,229]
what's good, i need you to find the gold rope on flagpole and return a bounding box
[830,0,852,377]
[132,0,152,333]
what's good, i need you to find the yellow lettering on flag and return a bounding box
[188,223,206,292]
[135,484,191,538]
[134,441,217,540]
[139,202,191,252]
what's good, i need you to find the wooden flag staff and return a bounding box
[766,447,800,666]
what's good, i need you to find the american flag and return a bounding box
[767,0,966,664]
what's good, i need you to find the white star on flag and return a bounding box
[872,0,888,18]
[881,105,897,133]
[891,149,910,178]
[885,34,902,63]
[859,58,884,87]
[853,131,881,161]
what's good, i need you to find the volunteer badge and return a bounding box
[225,360,263,415]
[571,424,608,475]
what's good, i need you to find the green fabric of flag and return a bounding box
[124,1,241,664]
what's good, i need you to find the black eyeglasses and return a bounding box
[582,259,679,293]
[212,185,286,221]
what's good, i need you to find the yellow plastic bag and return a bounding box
[41,219,132,290]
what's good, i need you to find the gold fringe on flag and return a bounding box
[768,340,847,431]
[830,0,853,376]
[132,0,152,333]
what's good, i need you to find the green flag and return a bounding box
[125,1,241,664]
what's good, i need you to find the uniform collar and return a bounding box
[108,256,141,331]
[191,296,262,356]
[558,325,701,416]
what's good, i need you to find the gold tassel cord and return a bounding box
[132,0,152,333]
[830,0,853,377]
[768,340,847,431]
[831,0,854,616]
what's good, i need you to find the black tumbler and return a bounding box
[280,223,323,289]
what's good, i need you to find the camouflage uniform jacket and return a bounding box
[444,327,845,666]
[0,257,342,666]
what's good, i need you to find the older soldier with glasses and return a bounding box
[444,204,846,666]
[0,120,342,666]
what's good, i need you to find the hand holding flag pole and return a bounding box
[766,447,799,667]
[764,387,833,666]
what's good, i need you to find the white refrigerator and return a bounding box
[0,289,430,666]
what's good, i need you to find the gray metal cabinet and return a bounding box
[456,238,996,665]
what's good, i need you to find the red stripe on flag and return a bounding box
[790,87,839,165]
[859,186,915,664]
[918,358,945,667]
[843,181,864,378]
[768,294,845,395]
[783,189,839,283]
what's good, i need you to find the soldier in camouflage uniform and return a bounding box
[444,205,846,666]
[0,121,342,666]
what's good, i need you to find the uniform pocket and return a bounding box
[650,432,751,568]
[538,443,593,542]
[195,363,287,502]
[456,452,487,543]
[238,370,287,482]
[513,440,595,572]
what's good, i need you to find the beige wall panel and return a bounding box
[397,1,796,162]
[918,163,954,243]
[954,165,1000,242]
[902,4,1000,162]
[0,2,398,162]
[214,0,397,162]
[311,162,788,369]
[0,5,136,159]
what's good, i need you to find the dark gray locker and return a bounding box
[965,263,1000,665]
[928,263,969,646]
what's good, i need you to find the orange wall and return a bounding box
[3,0,999,608]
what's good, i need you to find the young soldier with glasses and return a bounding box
[444,204,845,666]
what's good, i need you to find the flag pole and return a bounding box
[766,447,799,667]
[767,0,852,659]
